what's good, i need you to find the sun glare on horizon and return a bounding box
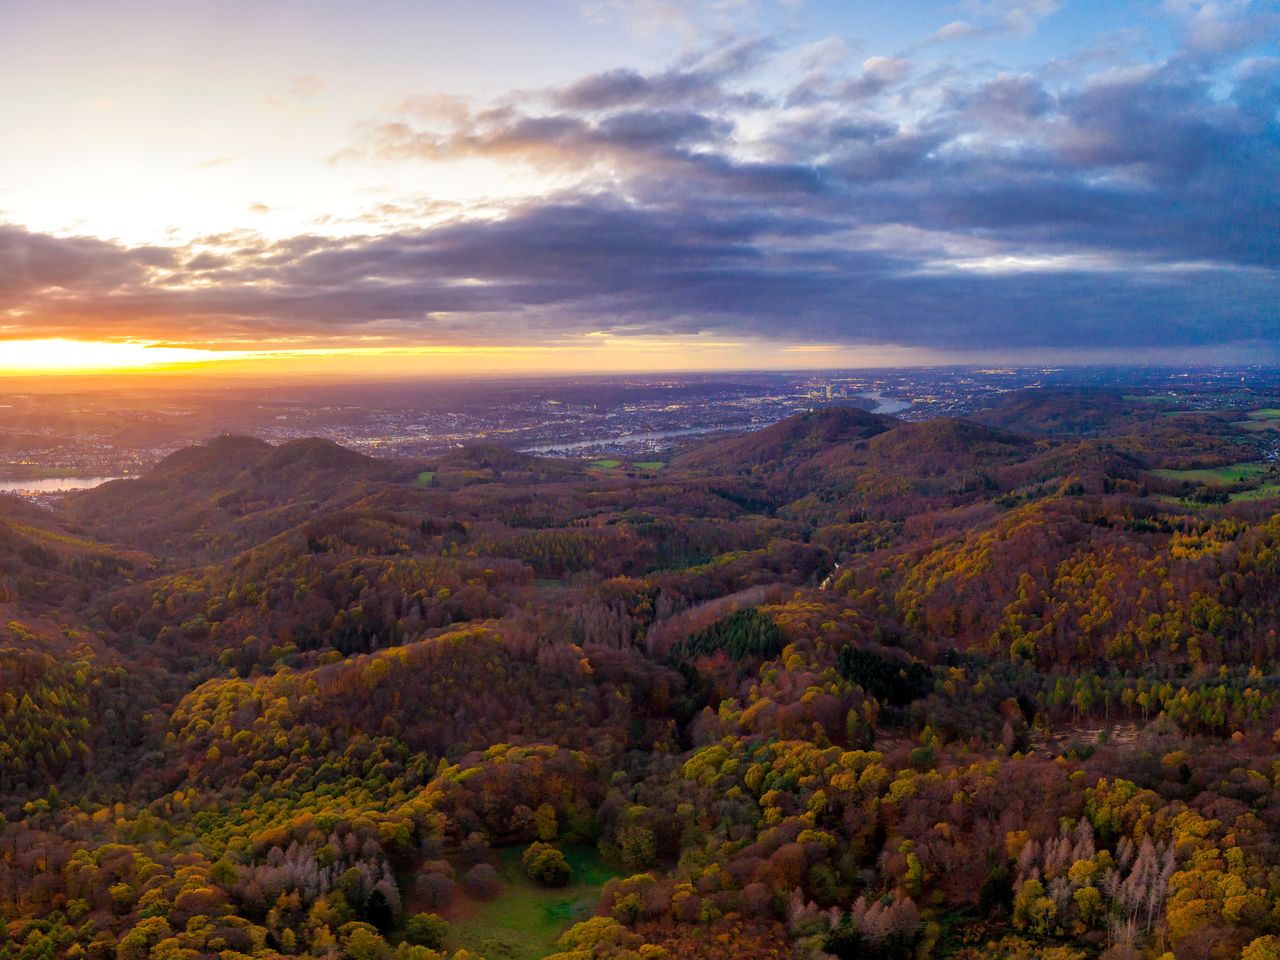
[0,338,253,374]
[0,335,934,378]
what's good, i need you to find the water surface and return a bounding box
[859,391,912,414]
[0,476,130,493]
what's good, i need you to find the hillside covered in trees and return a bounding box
[9,392,1280,960]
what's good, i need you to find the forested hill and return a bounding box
[8,397,1280,960]
[61,436,410,560]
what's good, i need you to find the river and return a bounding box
[859,391,912,415]
[0,476,131,494]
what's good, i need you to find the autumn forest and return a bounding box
[8,391,1280,960]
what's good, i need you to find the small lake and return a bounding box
[0,476,131,494]
[860,391,912,415]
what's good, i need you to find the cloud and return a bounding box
[356,107,730,177]
[557,66,728,110]
[0,226,174,303]
[5,25,1278,359]
[839,56,913,100]
[928,20,985,44]
[193,156,238,170]
[266,74,328,110]
[554,37,772,111]
[1165,0,1280,56]
[290,75,327,98]
[582,0,799,41]
[999,0,1061,36]
[951,73,1054,127]
[583,0,702,38]
[923,0,1062,44]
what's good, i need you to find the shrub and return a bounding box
[462,863,500,899]
[522,842,573,887]
[618,825,658,871]
[402,913,448,950]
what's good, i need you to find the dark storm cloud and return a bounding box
[4,15,1278,356]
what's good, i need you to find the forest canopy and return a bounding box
[7,395,1280,960]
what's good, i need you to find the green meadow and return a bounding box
[1123,393,1180,404]
[1229,482,1280,503]
[1153,461,1271,485]
[445,846,620,960]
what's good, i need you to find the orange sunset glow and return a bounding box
[0,339,256,374]
[0,336,943,378]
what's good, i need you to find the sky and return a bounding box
[0,0,1276,376]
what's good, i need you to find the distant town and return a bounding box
[3,365,1279,501]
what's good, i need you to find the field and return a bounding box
[1229,482,1280,502]
[413,470,436,488]
[1235,420,1280,432]
[532,577,568,596]
[1248,409,1280,420]
[1152,461,1271,485]
[1123,393,1180,404]
[444,846,620,960]
[1151,459,1280,506]
[587,458,665,472]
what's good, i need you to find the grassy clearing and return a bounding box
[1152,461,1271,485]
[1235,420,1280,433]
[413,471,436,488]
[632,461,665,471]
[1230,482,1280,503]
[10,521,114,554]
[1229,410,1280,434]
[1155,483,1280,507]
[445,846,619,960]
[589,459,622,470]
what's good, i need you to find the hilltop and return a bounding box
[6,394,1280,960]
[676,406,892,473]
[63,435,401,559]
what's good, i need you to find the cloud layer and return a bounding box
[3,2,1277,359]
